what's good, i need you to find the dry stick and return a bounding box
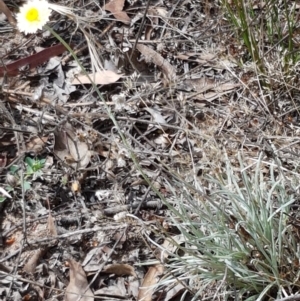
[61,21,116,64]
[0,102,22,152]
[130,0,151,59]
[132,124,156,149]
[74,227,129,301]
[0,270,64,292]
[8,93,205,137]
[5,90,76,123]
[0,270,129,301]
[134,170,161,215]
[28,225,127,246]
[0,225,127,264]
[2,209,77,238]
[5,167,28,300]
[0,101,26,301]
[6,88,208,141]
[0,0,16,26]
[7,97,111,144]
[0,271,128,301]
[159,0,181,39]
[0,250,21,263]
[0,126,32,133]
[4,237,25,301]
[275,296,300,301]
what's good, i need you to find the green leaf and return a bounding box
[23,181,31,191]
[40,159,46,165]
[25,156,34,168]
[6,185,14,192]
[10,165,19,174]
[26,165,34,175]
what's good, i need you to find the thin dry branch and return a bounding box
[0,0,15,26]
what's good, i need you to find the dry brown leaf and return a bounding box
[65,258,94,301]
[184,78,240,95]
[144,108,167,125]
[152,7,168,18]
[195,90,237,102]
[154,236,184,261]
[48,271,57,296]
[0,153,7,168]
[32,285,44,300]
[104,0,130,24]
[72,71,122,85]
[147,8,159,23]
[154,134,170,147]
[128,278,140,299]
[164,283,185,301]
[102,264,137,277]
[131,178,147,187]
[215,82,241,92]
[48,212,57,237]
[71,180,81,193]
[137,264,164,301]
[136,44,176,80]
[23,248,45,274]
[175,52,216,65]
[184,78,216,93]
[94,278,126,297]
[26,136,48,153]
[145,7,167,40]
[146,6,168,34]
[111,11,131,24]
[54,123,91,169]
[137,237,183,301]
[68,140,91,169]
[145,26,153,40]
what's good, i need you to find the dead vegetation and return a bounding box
[1,0,300,300]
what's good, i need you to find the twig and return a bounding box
[0,225,127,264]
[0,270,63,290]
[2,208,77,238]
[130,0,151,57]
[134,170,161,215]
[28,225,127,245]
[0,0,16,26]
[275,295,300,301]
[79,226,129,301]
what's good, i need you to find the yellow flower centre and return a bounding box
[26,8,39,22]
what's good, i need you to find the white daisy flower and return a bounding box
[16,0,51,35]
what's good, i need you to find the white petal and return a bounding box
[16,0,52,34]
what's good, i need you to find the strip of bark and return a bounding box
[0,44,70,76]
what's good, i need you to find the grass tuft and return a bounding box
[222,0,300,111]
[158,151,300,300]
